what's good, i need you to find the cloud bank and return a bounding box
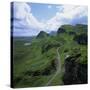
[12,2,88,36]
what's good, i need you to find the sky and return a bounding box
[11,2,88,36]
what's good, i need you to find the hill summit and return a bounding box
[36,31,49,38]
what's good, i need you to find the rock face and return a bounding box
[57,28,66,34]
[74,33,87,45]
[36,31,49,38]
[63,53,87,85]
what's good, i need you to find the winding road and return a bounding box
[46,47,61,86]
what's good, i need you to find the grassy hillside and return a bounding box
[12,24,88,87]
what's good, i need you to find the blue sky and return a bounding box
[28,3,60,21]
[11,2,88,36]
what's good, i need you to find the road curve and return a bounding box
[46,47,61,86]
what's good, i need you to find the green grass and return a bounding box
[13,24,87,87]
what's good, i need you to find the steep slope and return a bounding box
[63,48,87,84]
[36,31,49,38]
[57,28,66,34]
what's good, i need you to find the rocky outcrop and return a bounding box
[36,31,49,38]
[57,28,66,34]
[73,33,87,45]
[63,53,87,85]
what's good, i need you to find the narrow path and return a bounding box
[46,47,61,86]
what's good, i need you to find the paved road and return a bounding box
[46,47,61,86]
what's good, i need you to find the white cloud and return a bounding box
[56,5,63,11]
[45,5,88,31]
[48,5,52,9]
[13,2,31,19]
[13,2,88,36]
[56,5,88,19]
[13,2,45,31]
[26,13,45,30]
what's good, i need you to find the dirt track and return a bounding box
[46,47,61,86]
